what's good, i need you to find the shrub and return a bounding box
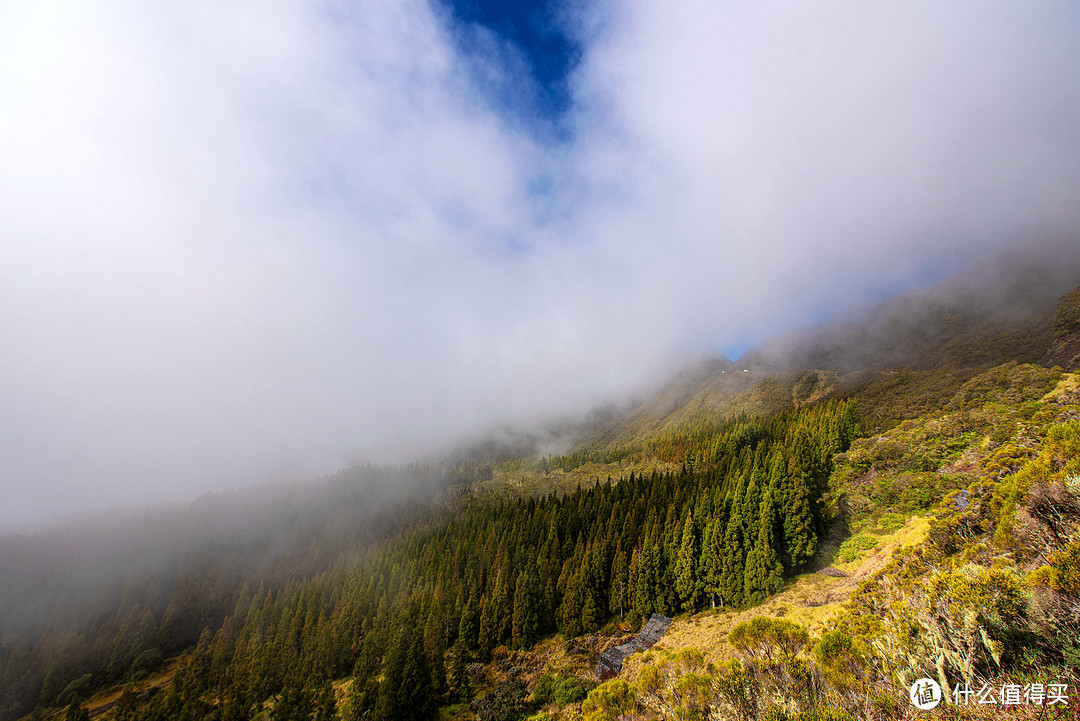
[836,534,878,562]
[552,677,593,706]
[876,513,906,532]
[581,680,636,721]
[129,648,163,678]
[1049,542,1080,597]
[712,660,759,721]
[728,618,809,661]
[472,678,527,721]
[56,675,93,707]
[531,674,594,708]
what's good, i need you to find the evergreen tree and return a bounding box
[424,605,447,698]
[511,568,540,650]
[580,590,600,632]
[477,593,497,657]
[743,488,784,605]
[674,513,699,611]
[376,610,435,721]
[698,510,726,609]
[782,460,817,570]
[557,560,584,637]
[608,545,629,620]
[314,684,337,721]
[347,636,380,721]
[719,496,746,608]
[272,680,312,721]
[634,542,659,618]
[114,686,138,721]
[458,593,479,651]
[490,565,512,645]
[222,690,255,721]
[446,644,472,703]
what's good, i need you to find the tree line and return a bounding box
[118,400,857,721]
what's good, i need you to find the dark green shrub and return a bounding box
[472,678,527,721]
[129,648,163,678]
[552,677,594,706]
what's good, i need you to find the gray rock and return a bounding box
[595,613,672,680]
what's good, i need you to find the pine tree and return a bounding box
[489,564,512,646]
[376,610,435,721]
[477,593,497,657]
[446,644,471,703]
[608,546,629,620]
[698,511,725,609]
[511,568,540,649]
[271,680,312,721]
[314,684,337,721]
[424,605,447,697]
[743,488,784,605]
[347,635,380,721]
[114,686,138,721]
[634,542,658,618]
[719,497,746,608]
[458,593,479,651]
[674,513,699,612]
[581,591,600,632]
[557,565,585,637]
[782,459,817,570]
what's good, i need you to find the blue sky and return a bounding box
[439,0,577,121]
[2,0,1080,527]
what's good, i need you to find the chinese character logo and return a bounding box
[910,678,942,710]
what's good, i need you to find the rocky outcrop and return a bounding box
[1041,287,1080,371]
[595,613,672,680]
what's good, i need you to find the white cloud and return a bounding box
[2,0,1078,527]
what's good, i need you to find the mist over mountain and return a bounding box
[739,239,1080,374]
[4,0,1080,529]
[2,258,1079,721]
[3,1,1080,718]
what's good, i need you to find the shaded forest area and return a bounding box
[0,465,447,721]
[0,402,858,721]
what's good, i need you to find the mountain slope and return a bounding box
[741,242,1080,373]
[1043,286,1080,371]
[4,249,1080,721]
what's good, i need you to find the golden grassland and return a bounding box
[620,515,931,685]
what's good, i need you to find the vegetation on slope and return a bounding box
[5,275,1080,721]
[4,402,857,721]
[583,366,1080,721]
[26,368,1080,721]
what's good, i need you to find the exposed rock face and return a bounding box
[595,613,672,681]
[1042,287,1080,371]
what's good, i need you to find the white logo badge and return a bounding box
[909,678,942,710]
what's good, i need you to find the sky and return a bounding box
[2,0,1080,529]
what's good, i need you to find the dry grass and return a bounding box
[19,660,181,721]
[1044,372,1080,404]
[620,515,931,685]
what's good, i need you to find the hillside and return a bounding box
[563,245,1080,456]
[3,263,1080,721]
[1043,287,1080,371]
[741,243,1080,373]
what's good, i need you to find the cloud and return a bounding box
[1,0,1079,527]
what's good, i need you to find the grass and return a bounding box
[23,659,181,721]
[1044,372,1080,403]
[615,514,931,687]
